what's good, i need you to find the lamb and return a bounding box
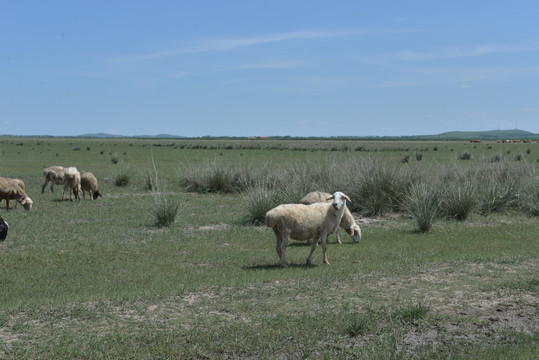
[265,191,351,267]
[0,177,33,210]
[62,167,81,201]
[300,191,361,244]
[42,166,65,193]
[80,172,102,200]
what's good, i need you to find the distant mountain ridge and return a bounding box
[434,129,538,140]
[76,129,539,140]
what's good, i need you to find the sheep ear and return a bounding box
[344,195,351,202]
[326,195,335,201]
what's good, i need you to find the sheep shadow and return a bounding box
[243,263,318,271]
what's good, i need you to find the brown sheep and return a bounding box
[81,172,102,200]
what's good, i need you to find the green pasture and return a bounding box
[0,137,538,359]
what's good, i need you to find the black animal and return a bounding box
[0,216,8,241]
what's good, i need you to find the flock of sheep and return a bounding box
[1,166,361,266]
[0,165,101,212]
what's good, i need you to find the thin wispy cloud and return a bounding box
[104,29,364,64]
[362,42,539,66]
[211,60,307,73]
[397,44,537,61]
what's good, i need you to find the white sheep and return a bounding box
[42,166,65,193]
[62,167,81,201]
[265,191,351,267]
[0,177,33,210]
[300,191,361,244]
[80,172,102,200]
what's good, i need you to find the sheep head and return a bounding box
[20,196,33,210]
[93,190,102,200]
[327,192,351,211]
[346,224,362,243]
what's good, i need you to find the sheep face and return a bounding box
[346,224,362,243]
[327,192,351,211]
[21,196,33,210]
[92,190,102,200]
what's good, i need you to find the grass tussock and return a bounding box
[405,183,441,232]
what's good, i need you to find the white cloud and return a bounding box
[211,60,307,73]
[460,84,472,88]
[522,107,537,112]
[104,30,364,64]
[380,81,420,88]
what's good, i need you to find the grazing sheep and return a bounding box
[42,166,65,193]
[300,191,361,244]
[0,178,33,210]
[62,167,81,201]
[0,178,25,208]
[0,217,7,241]
[81,172,102,200]
[265,191,351,267]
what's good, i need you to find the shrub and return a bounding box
[111,153,120,164]
[404,183,441,232]
[458,151,471,160]
[415,152,423,161]
[400,154,409,163]
[114,170,130,187]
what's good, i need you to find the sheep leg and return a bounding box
[42,178,49,193]
[273,229,289,267]
[62,187,67,201]
[6,199,10,211]
[321,234,330,265]
[306,237,319,265]
[335,229,342,244]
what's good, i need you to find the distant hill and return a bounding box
[78,133,184,139]
[434,129,539,140]
[73,129,539,140]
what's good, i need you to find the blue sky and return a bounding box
[1,1,538,137]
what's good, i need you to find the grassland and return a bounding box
[0,137,537,359]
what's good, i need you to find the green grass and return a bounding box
[0,137,537,358]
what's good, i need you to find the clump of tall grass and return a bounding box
[140,167,155,191]
[111,153,120,164]
[441,182,477,221]
[243,184,280,225]
[404,183,441,232]
[519,180,539,217]
[474,159,529,214]
[347,158,403,216]
[458,151,472,160]
[148,163,182,227]
[179,161,243,193]
[114,169,130,187]
[151,191,182,227]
